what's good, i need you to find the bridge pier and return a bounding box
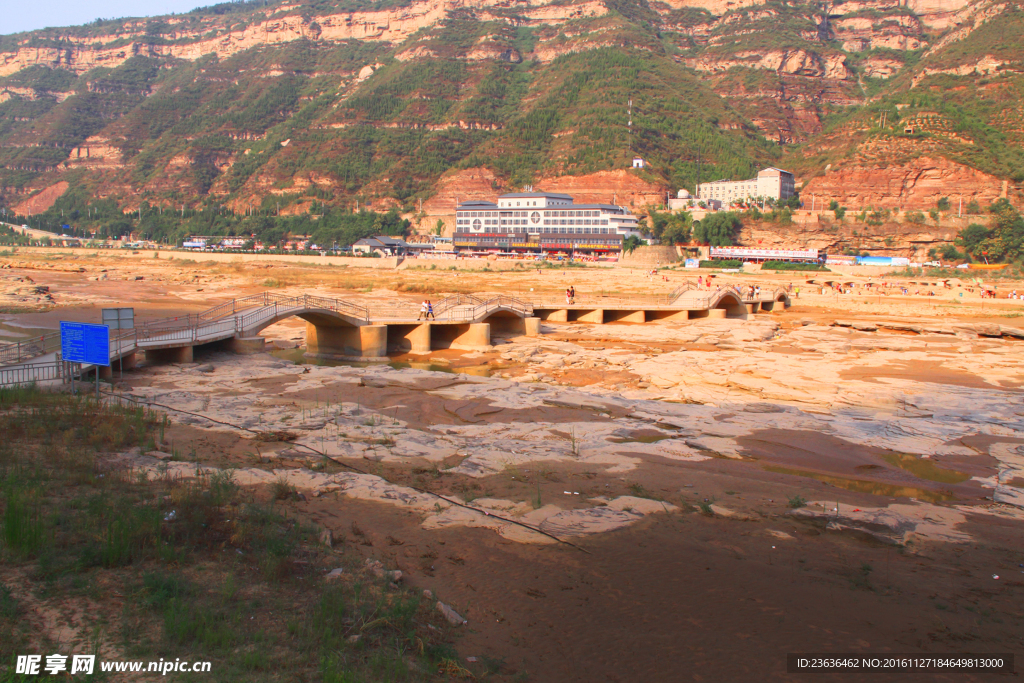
[487,316,527,337]
[605,310,646,323]
[387,323,432,354]
[570,309,604,324]
[431,323,490,351]
[745,302,760,314]
[525,317,540,337]
[228,336,267,354]
[537,309,568,322]
[98,351,137,378]
[646,310,691,322]
[145,346,193,364]
[306,322,388,361]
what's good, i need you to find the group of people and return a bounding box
[565,285,576,304]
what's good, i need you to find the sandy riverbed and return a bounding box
[3,250,1024,681]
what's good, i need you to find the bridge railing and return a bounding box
[531,292,689,308]
[0,359,67,386]
[234,294,370,330]
[438,295,533,322]
[432,294,487,317]
[0,332,61,365]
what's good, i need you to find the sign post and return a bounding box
[60,322,110,396]
[101,308,134,380]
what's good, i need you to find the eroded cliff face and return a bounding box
[0,0,1020,220]
[737,216,963,259]
[421,167,664,215]
[0,0,605,78]
[802,157,1008,210]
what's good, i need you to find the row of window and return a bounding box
[543,238,617,245]
[455,226,618,236]
[455,219,612,228]
[457,209,609,219]
[543,210,602,218]
[547,219,609,226]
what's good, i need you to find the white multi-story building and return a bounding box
[696,167,796,206]
[453,192,642,256]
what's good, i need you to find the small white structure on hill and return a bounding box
[632,157,645,169]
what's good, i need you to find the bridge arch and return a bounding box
[241,307,368,336]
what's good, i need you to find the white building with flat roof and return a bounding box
[453,191,641,256]
[696,167,796,206]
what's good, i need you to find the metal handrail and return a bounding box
[0,359,66,386]
[0,331,61,365]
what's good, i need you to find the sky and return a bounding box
[1,0,209,36]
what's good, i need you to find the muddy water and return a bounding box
[762,464,956,503]
[0,320,54,343]
[879,452,970,484]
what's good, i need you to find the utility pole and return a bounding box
[627,98,636,159]
[695,144,702,203]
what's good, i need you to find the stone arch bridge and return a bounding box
[1,286,790,378]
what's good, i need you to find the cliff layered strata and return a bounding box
[802,157,1008,210]
[0,0,605,78]
[738,217,962,258]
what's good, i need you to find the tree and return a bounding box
[829,200,846,221]
[939,244,964,261]
[936,197,951,212]
[648,209,691,245]
[954,199,1024,262]
[433,219,445,236]
[622,235,644,253]
[693,212,740,246]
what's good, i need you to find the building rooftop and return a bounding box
[354,236,408,247]
[499,192,573,200]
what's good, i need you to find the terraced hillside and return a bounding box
[0,0,1020,236]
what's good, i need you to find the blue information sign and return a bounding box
[60,322,110,366]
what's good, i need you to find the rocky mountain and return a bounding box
[0,0,1021,231]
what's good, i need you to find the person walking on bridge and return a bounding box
[417,300,429,320]
[425,300,436,320]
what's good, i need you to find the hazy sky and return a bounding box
[2,0,208,35]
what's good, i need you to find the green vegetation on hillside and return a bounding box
[955,199,1024,263]
[0,0,1021,218]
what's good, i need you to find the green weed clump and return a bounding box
[0,387,462,681]
[761,261,829,271]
